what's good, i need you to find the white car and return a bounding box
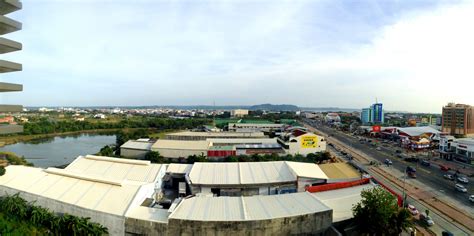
[469,195,474,203]
[420,213,434,226]
[457,176,469,184]
[407,204,419,215]
[455,184,467,193]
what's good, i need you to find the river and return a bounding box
[0,134,116,168]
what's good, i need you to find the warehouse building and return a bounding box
[151,139,208,159]
[228,123,285,132]
[235,143,285,156]
[165,131,266,141]
[0,155,167,235]
[120,139,154,159]
[186,161,328,196]
[167,192,332,235]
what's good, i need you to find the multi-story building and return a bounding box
[360,103,384,125]
[442,103,474,137]
[231,109,249,117]
[361,108,372,124]
[0,0,22,134]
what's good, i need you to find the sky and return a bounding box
[1,0,474,113]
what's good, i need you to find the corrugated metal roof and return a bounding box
[0,165,141,216]
[166,163,193,174]
[188,161,327,186]
[397,126,440,137]
[169,192,331,221]
[312,184,375,222]
[234,143,282,149]
[121,140,154,151]
[285,161,329,179]
[207,138,278,144]
[166,131,265,137]
[66,155,163,184]
[151,140,209,150]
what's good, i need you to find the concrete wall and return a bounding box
[168,210,332,236]
[154,148,206,159]
[125,218,168,236]
[121,148,149,159]
[0,185,125,236]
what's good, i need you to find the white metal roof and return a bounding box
[285,161,329,179]
[166,163,193,174]
[188,161,327,186]
[125,206,169,223]
[0,165,141,216]
[312,184,375,222]
[152,139,209,150]
[166,131,265,137]
[397,126,440,137]
[207,138,278,145]
[121,140,154,151]
[66,155,163,185]
[169,192,331,221]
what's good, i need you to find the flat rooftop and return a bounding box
[166,131,265,138]
[319,163,361,180]
[152,139,209,150]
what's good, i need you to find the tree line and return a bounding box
[15,117,210,136]
[0,193,108,235]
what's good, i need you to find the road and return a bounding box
[306,120,473,208]
[302,119,474,235]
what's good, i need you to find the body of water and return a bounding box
[0,134,116,168]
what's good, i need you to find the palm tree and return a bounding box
[389,208,413,235]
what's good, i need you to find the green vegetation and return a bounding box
[16,117,210,136]
[352,187,413,236]
[0,193,108,235]
[144,151,165,163]
[0,151,33,166]
[0,166,5,176]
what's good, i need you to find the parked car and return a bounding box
[376,147,382,151]
[407,204,419,215]
[444,174,454,181]
[440,165,450,171]
[420,160,430,167]
[457,176,469,184]
[442,231,454,236]
[469,195,474,203]
[455,184,467,193]
[420,213,434,226]
[384,159,393,165]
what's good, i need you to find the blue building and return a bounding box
[371,103,384,124]
[361,103,384,125]
[361,108,372,125]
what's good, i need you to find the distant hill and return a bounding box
[300,107,361,113]
[249,104,299,111]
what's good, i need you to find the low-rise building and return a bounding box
[228,123,285,132]
[120,139,155,159]
[151,140,208,159]
[187,161,328,196]
[231,109,249,117]
[279,131,327,155]
[165,131,266,141]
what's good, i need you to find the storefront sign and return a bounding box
[301,136,318,148]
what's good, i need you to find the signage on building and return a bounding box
[301,136,318,148]
[372,125,381,133]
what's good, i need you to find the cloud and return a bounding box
[1,0,471,113]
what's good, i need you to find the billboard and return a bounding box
[301,136,318,148]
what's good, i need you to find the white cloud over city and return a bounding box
[1,0,473,113]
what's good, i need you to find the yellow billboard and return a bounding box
[301,136,318,148]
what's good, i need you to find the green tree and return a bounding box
[145,151,164,163]
[352,187,413,236]
[97,145,115,157]
[0,166,5,176]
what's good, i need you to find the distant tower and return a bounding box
[0,0,23,134]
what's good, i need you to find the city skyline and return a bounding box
[2,0,474,113]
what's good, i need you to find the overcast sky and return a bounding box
[1,0,473,113]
